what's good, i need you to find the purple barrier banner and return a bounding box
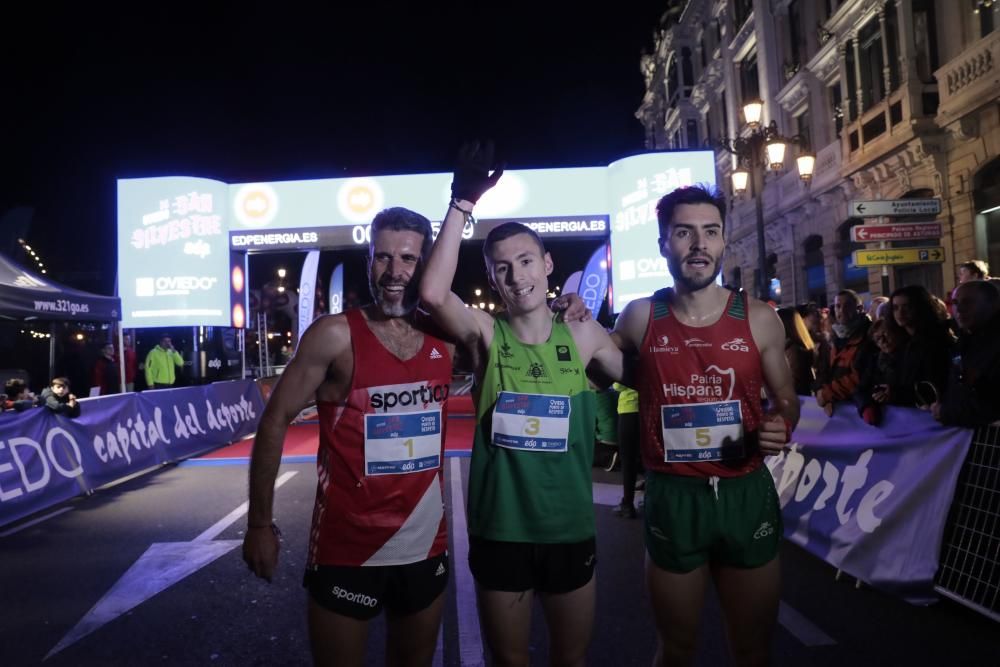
[0,380,263,528]
[766,399,973,605]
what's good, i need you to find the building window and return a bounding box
[734,0,754,29]
[858,18,885,111]
[666,56,678,105]
[886,2,901,92]
[686,119,699,148]
[845,42,858,121]
[788,0,805,70]
[804,235,827,306]
[795,107,812,151]
[975,0,996,37]
[681,47,695,97]
[828,82,844,139]
[913,0,940,83]
[739,51,760,104]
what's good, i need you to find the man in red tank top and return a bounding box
[242,207,459,666]
[612,185,799,667]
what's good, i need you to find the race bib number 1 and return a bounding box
[364,410,442,475]
[492,391,571,452]
[661,400,744,462]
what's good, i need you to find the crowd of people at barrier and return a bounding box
[780,261,1000,430]
[1,376,81,417]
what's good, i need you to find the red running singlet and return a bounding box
[635,288,766,479]
[308,308,452,567]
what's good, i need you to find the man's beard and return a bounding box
[667,253,722,292]
[369,275,418,317]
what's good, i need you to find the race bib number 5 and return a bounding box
[661,400,744,462]
[492,391,571,452]
[364,410,442,475]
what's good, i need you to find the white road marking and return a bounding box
[0,507,73,536]
[449,457,485,667]
[194,470,297,541]
[779,601,837,646]
[45,470,299,659]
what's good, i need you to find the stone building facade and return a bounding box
[637,0,1000,305]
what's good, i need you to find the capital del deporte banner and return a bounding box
[0,380,264,528]
[766,399,973,605]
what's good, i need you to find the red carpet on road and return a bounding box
[200,395,476,460]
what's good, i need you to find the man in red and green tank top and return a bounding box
[612,184,799,667]
[420,142,623,667]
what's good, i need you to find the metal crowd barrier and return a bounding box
[935,422,1000,622]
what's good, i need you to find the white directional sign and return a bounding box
[849,199,941,217]
[850,222,943,242]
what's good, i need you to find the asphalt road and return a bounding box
[2,454,997,666]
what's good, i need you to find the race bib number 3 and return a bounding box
[661,400,744,462]
[492,391,571,453]
[364,410,442,475]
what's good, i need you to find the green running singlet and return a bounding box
[467,315,596,543]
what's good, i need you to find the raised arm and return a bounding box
[750,299,800,454]
[419,142,503,353]
[243,314,350,581]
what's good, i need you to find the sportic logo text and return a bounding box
[369,381,449,412]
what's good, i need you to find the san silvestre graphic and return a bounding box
[116,151,717,328]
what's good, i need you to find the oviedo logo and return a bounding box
[337,178,384,224]
[233,183,279,227]
[649,334,679,354]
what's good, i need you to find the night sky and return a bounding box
[3,3,668,296]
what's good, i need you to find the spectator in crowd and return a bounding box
[852,318,902,425]
[883,285,954,408]
[815,290,873,416]
[38,377,81,417]
[3,378,36,411]
[867,296,889,321]
[778,307,815,396]
[145,333,184,389]
[797,301,831,388]
[123,333,137,392]
[956,259,989,284]
[933,280,1000,427]
[612,382,641,519]
[91,343,119,395]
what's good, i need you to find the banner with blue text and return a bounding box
[0,380,264,527]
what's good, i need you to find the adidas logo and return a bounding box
[429,347,443,360]
[434,563,446,576]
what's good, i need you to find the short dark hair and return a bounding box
[370,207,433,260]
[482,222,546,265]
[655,184,727,236]
[959,259,989,279]
[958,279,1000,307]
[51,376,71,388]
[836,289,860,306]
[159,333,171,340]
[5,378,26,395]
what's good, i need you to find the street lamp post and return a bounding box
[721,99,815,302]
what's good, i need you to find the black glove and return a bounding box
[451,140,504,204]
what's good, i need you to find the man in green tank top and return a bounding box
[420,142,623,667]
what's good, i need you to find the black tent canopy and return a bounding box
[0,252,120,322]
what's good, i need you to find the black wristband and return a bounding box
[449,198,476,225]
